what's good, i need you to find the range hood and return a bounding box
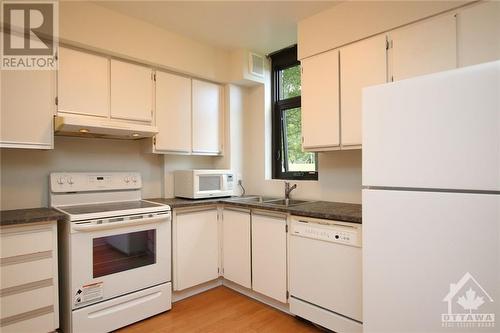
[54,115,158,139]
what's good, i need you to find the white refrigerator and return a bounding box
[362,61,499,333]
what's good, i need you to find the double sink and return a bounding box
[229,196,312,207]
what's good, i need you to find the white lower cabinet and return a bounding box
[222,208,251,288]
[0,221,59,333]
[251,211,288,303]
[173,207,220,291]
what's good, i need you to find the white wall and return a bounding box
[59,1,230,82]
[0,136,163,210]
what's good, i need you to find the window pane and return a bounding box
[93,229,156,278]
[283,107,316,172]
[279,65,301,99]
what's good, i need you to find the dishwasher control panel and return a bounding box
[291,218,361,247]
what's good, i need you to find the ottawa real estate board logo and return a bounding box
[1,0,58,70]
[442,272,495,329]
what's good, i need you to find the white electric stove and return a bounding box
[50,172,171,333]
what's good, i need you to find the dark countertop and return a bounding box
[147,196,362,224]
[0,208,67,227]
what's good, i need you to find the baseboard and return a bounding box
[172,278,291,315]
[172,278,223,302]
[222,280,290,314]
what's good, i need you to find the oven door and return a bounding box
[70,212,171,309]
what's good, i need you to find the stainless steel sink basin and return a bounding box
[229,196,280,204]
[263,198,311,207]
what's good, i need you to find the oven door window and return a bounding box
[198,175,221,191]
[93,229,156,278]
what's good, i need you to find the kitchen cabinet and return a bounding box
[192,79,222,155]
[389,14,457,81]
[0,221,59,333]
[58,47,109,117]
[173,207,220,291]
[1,69,55,149]
[340,35,387,148]
[251,211,287,303]
[457,1,500,67]
[222,208,251,289]
[154,71,192,153]
[301,49,340,151]
[110,59,153,122]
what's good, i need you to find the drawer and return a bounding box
[1,285,54,319]
[1,229,53,258]
[0,312,54,333]
[1,258,53,289]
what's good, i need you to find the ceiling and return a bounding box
[95,1,339,55]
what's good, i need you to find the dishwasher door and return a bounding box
[289,218,363,322]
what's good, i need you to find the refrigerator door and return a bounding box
[363,61,500,191]
[363,189,499,333]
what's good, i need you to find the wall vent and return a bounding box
[249,52,264,77]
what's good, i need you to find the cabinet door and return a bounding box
[222,209,251,288]
[340,35,387,148]
[58,47,109,117]
[110,59,153,122]
[155,72,191,153]
[192,79,222,155]
[174,208,219,291]
[1,70,55,149]
[457,1,500,67]
[301,49,340,150]
[390,15,457,81]
[251,212,287,303]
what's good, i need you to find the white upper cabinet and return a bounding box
[58,47,109,117]
[192,79,222,155]
[1,70,55,149]
[154,72,192,153]
[301,49,340,150]
[389,14,457,81]
[222,208,251,289]
[340,35,387,148]
[110,60,153,122]
[251,211,288,303]
[457,1,500,67]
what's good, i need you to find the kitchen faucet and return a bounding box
[284,181,297,201]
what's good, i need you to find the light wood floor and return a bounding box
[117,286,323,332]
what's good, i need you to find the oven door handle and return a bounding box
[72,215,169,232]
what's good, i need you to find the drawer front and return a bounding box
[1,258,53,289]
[73,282,171,333]
[1,285,54,319]
[1,229,52,258]
[0,312,54,333]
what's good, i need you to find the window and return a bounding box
[270,45,318,180]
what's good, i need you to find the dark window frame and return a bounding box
[270,45,318,181]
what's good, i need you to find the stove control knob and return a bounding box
[67,177,74,185]
[124,176,130,183]
[57,177,65,185]
[131,176,137,183]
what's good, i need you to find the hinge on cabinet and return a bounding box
[285,225,288,233]
[218,268,220,274]
[153,137,156,146]
[286,291,289,299]
[391,75,394,82]
[153,73,156,81]
[386,40,393,50]
[55,96,58,106]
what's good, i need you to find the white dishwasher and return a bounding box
[289,216,362,333]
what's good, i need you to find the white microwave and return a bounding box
[174,169,234,199]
